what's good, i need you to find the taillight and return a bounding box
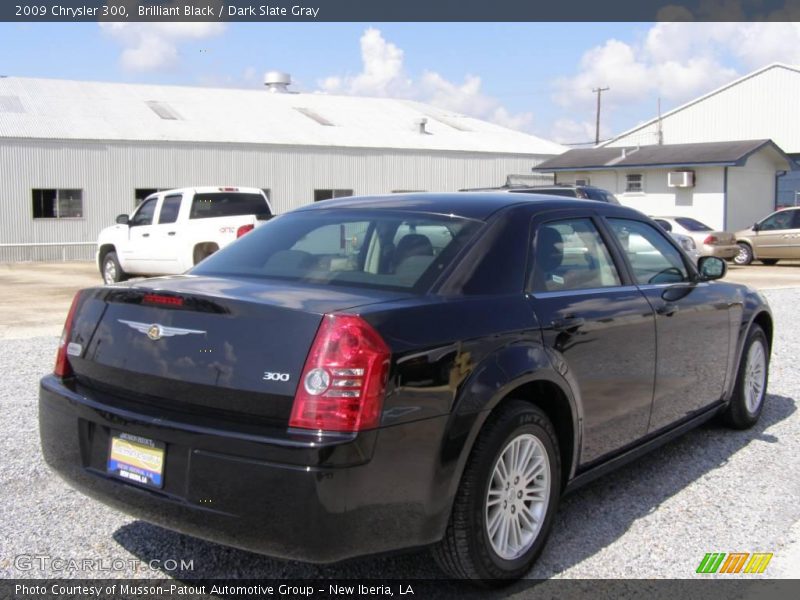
[289,314,390,432]
[703,235,719,245]
[54,292,83,378]
[142,293,184,307]
[236,224,255,238]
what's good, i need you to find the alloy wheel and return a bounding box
[744,339,767,413]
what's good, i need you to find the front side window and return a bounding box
[130,197,157,227]
[531,218,621,293]
[32,189,83,219]
[759,210,797,231]
[192,210,482,292]
[625,174,643,193]
[608,218,689,285]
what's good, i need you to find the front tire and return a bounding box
[432,401,561,583]
[734,242,753,265]
[101,251,128,285]
[723,325,769,429]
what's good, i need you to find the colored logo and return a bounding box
[696,552,773,574]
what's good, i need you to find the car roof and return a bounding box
[293,192,637,221]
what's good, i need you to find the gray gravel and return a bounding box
[1,289,798,581]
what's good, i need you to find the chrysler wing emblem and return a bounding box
[118,319,206,341]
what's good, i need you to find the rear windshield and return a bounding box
[189,193,270,219]
[191,210,483,292]
[674,217,712,232]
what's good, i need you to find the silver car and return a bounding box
[652,216,738,260]
[734,207,800,265]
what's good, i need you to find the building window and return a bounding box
[625,174,643,193]
[314,189,353,202]
[32,189,83,219]
[135,188,161,206]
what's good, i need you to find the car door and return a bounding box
[527,210,657,465]
[752,209,799,259]
[604,217,732,433]
[150,193,183,273]
[123,196,159,273]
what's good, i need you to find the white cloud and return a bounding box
[319,28,534,132]
[100,22,225,72]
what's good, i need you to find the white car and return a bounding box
[97,186,272,284]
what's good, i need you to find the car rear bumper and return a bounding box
[39,375,452,563]
[701,244,739,259]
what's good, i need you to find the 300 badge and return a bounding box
[263,371,291,382]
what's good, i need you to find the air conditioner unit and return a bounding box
[575,178,590,186]
[668,171,695,188]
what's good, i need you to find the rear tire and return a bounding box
[432,401,561,583]
[760,259,779,266]
[733,242,753,265]
[101,251,128,285]
[722,325,769,429]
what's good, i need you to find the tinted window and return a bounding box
[190,193,270,219]
[759,210,796,231]
[654,219,673,232]
[531,218,621,292]
[674,217,712,232]
[130,197,157,226]
[192,211,481,292]
[158,194,182,225]
[609,218,688,285]
[512,188,576,198]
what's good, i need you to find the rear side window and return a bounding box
[674,217,712,232]
[190,193,270,219]
[158,194,182,225]
[531,218,621,292]
[192,210,482,292]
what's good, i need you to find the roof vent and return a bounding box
[264,71,291,93]
[417,118,429,135]
[145,101,181,120]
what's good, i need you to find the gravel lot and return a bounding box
[0,288,798,584]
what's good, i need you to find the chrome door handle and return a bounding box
[142,233,150,238]
[167,231,176,236]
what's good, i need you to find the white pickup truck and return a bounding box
[97,186,272,284]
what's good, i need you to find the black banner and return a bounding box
[4,579,800,600]
[4,0,800,22]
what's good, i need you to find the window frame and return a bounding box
[624,173,644,194]
[31,188,84,220]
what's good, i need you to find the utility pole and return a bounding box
[593,86,609,145]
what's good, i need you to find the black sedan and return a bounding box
[40,193,772,582]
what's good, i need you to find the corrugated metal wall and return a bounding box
[0,139,550,261]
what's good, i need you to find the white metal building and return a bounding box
[533,139,793,231]
[601,63,800,206]
[0,75,564,261]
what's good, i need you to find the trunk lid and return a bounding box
[68,276,407,425]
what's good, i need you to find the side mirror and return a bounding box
[116,214,129,225]
[752,221,761,232]
[698,256,727,280]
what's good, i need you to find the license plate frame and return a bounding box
[107,432,166,489]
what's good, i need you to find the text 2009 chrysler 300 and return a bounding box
[40,194,772,582]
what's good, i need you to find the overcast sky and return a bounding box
[2,22,799,145]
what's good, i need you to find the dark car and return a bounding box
[461,184,620,204]
[40,193,772,582]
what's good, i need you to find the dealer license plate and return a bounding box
[107,432,165,489]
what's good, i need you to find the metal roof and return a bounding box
[0,76,565,156]
[533,139,792,171]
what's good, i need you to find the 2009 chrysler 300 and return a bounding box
[40,194,772,582]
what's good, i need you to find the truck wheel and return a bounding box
[193,243,219,266]
[102,252,129,285]
[722,325,769,430]
[432,401,561,583]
